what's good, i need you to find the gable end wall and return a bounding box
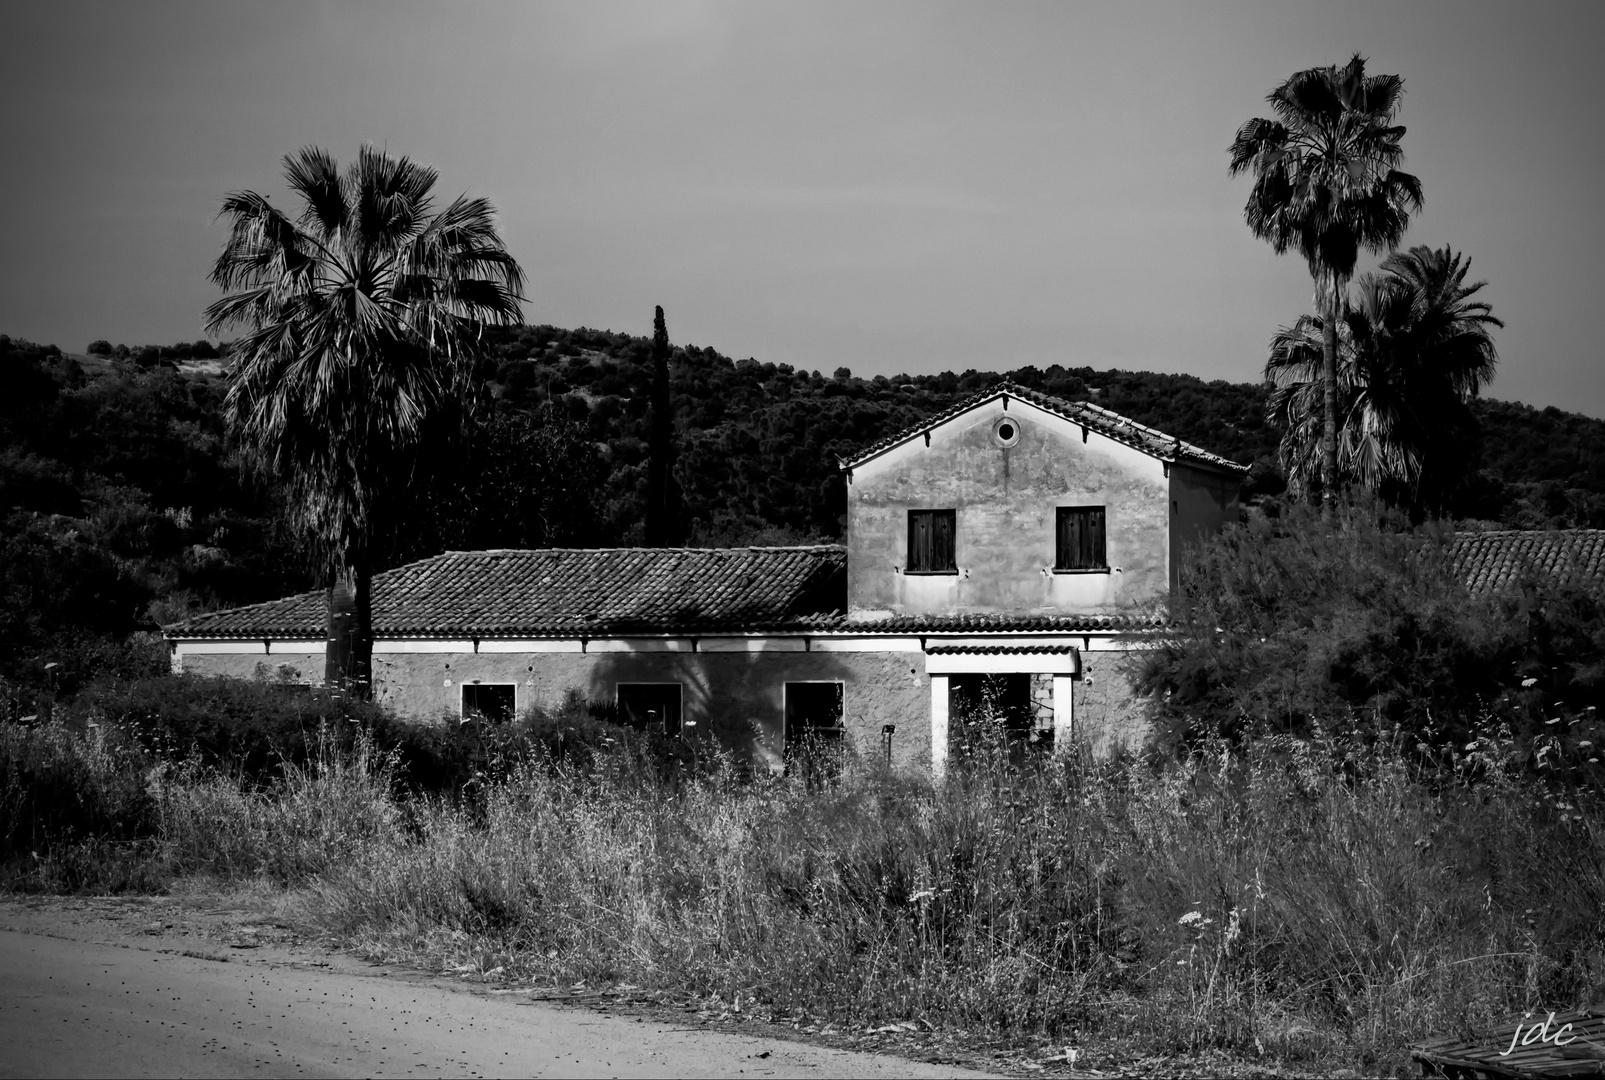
[845,398,1170,617]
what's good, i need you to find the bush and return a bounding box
[59,674,669,799]
[0,718,156,863]
[1137,500,1605,760]
[69,674,392,782]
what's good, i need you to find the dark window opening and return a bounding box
[462,683,516,723]
[617,683,683,735]
[907,508,957,573]
[785,682,845,783]
[1055,505,1108,571]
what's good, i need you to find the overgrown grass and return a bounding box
[5,677,1604,1072]
[3,720,1574,1072]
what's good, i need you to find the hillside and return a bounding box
[3,326,1604,685]
[471,323,1605,537]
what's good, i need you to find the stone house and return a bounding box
[166,382,1246,771]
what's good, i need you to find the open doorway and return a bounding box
[948,673,1039,758]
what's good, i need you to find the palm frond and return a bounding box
[207,146,524,575]
[283,147,347,239]
[1265,243,1502,513]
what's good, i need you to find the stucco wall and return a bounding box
[1071,651,1150,758]
[188,644,931,774]
[180,639,1157,765]
[180,651,316,685]
[846,398,1171,618]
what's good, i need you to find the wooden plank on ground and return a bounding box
[1411,1008,1605,1078]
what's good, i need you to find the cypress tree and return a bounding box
[645,305,680,545]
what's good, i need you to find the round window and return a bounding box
[993,416,1020,447]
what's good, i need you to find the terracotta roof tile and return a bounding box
[836,611,1164,632]
[168,546,847,640]
[1451,529,1605,594]
[840,381,1247,474]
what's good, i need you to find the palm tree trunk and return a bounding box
[1319,272,1341,510]
[324,561,373,699]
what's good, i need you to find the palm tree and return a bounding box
[205,146,525,696]
[1230,55,1424,505]
[1266,244,1501,512]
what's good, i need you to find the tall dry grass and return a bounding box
[7,706,1602,1072]
[151,728,1599,1072]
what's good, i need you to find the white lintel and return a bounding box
[925,651,1081,675]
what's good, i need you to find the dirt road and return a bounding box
[0,901,990,1079]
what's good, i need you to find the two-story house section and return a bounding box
[839,381,1246,763]
[841,381,1244,617]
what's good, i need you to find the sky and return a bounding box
[3,1,1602,417]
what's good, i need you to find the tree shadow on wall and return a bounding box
[582,644,857,779]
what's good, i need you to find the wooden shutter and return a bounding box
[908,509,955,572]
[1057,508,1077,569]
[1056,506,1107,570]
[932,509,955,571]
[908,510,930,571]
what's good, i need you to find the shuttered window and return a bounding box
[906,509,957,573]
[1055,506,1108,571]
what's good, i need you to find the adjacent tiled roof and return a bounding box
[839,612,1165,633]
[840,381,1248,474]
[167,546,847,640]
[1451,529,1605,594]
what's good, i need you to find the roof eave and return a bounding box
[839,385,1248,476]
[1165,455,1251,477]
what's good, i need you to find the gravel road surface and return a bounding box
[0,918,988,1078]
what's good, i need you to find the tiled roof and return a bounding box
[1451,529,1605,594]
[167,546,847,640]
[840,381,1247,474]
[838,612,1165,632]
